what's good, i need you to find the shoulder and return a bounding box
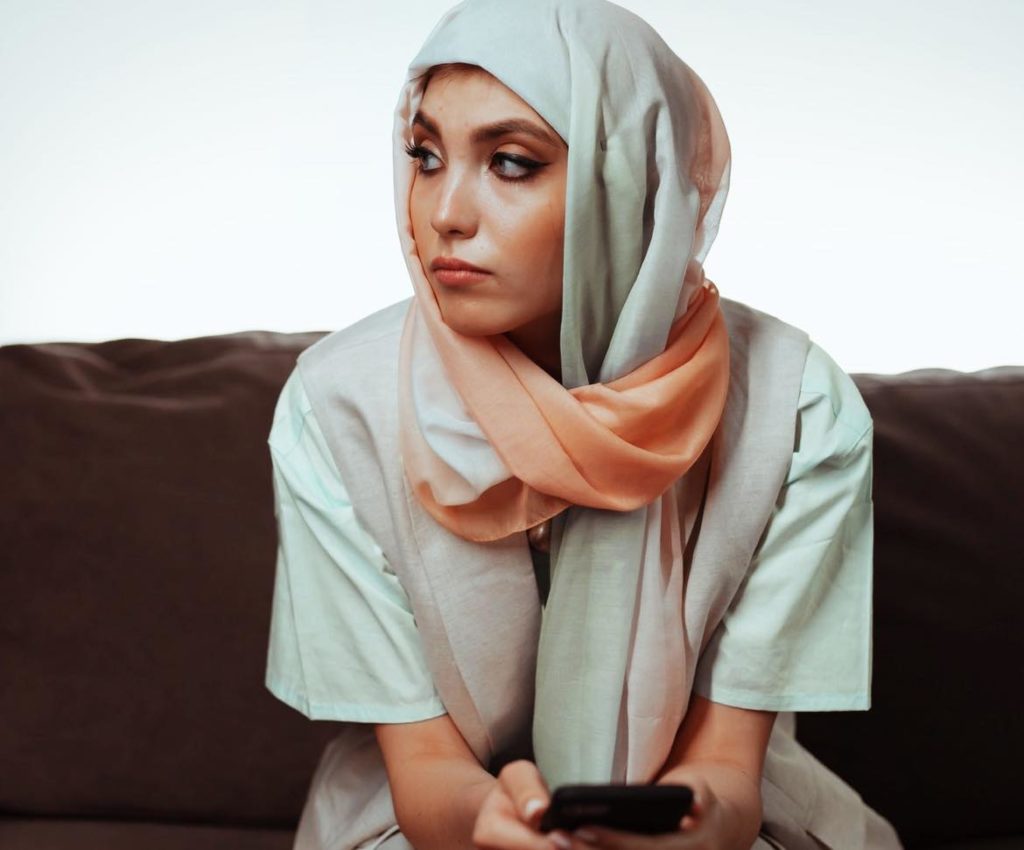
[717,297,811,399]
[293,297,411,428]
[267,367,340,493]
[719,295,808,346]
[267,366,394,569]
[717,296,870,455]
[798,340,872,445]
[297,296,412,367]
[789,340,873,486]
[268,366,314,456]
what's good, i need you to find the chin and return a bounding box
[440,316,510,338]
[436,298,514,338]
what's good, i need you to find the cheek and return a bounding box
[513,197,565,274]
[408,186,429,241]
[536,203,566,305]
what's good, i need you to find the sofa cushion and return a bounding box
[928,841,1024,850]
[796,366,1024,849]
[0,817,293,850]
[0,332,337,826]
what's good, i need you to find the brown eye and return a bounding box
[404,142,441,173]
[492,153,543,182]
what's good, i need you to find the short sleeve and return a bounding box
[264,367,447,723]
[691,341,874,712]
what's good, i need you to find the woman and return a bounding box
[265,1,904,849]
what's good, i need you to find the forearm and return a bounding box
[390,753,496,850]
[655,759,762,850]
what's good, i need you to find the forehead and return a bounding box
[417,66,563,149]
[422,66,534,116]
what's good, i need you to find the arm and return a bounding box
[376,714,496,850]
[652,693,776,850]
[376,716,565,850]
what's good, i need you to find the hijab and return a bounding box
[393,0,733,788]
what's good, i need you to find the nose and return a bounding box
[429,166,479,238]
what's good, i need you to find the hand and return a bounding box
[564,780,727,850]
[472,759,574,850]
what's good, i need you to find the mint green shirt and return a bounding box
[265,340,874,722]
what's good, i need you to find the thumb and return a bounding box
[497,760,552,829]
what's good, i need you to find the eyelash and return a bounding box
[403,142,543,183]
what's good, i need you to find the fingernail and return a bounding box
[524,797,546,819]
[574,828,598,843]
[551,833,572,850]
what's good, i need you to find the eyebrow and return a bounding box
[412,109,561,148]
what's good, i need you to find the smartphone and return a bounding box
[538,783,693,835]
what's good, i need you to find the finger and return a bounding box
[678,790,704,831]
[568,825,661,850]
[687,789,704,817]
[472,806,563,850]
[680,782,716,832]
[497,760,552,829]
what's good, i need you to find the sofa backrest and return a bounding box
[2,331,1022,846]
[0,331,337,828]
[797,365,1024,848]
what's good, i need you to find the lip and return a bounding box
[430,256,491,286]
[430,256,490,273]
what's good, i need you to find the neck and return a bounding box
[505,310,562,383]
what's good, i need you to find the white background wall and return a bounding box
[1,0,1021,373]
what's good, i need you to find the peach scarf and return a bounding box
[393,0,733,789]
[399,276,728,541]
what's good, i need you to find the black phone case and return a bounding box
[538,783,693,835]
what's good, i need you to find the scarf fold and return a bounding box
[399,276,729,541]
[392,0,734,788]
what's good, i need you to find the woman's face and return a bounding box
[408,65,568,377]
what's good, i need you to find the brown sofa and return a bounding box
[1,328,1021,850]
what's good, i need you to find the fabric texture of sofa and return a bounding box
[1,328,1020,850]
